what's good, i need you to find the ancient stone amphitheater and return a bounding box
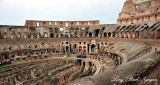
[0,0,160,85]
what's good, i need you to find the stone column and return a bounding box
[59,43,61,53]
[89,40,91,54]
[111,33,113,38]
[118,57,121,65]
[37,33,39,38]
[90,44,92,54]
[106,33,109,38]
[69,41,71,53]
[31,70,35,78]
[95,45,97,54]
[64,45,66,54]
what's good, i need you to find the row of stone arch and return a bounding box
[0,42,56,51]
[103,29,160,39]
[104,52,123,67]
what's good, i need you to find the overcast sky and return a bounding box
[0,0,125,25]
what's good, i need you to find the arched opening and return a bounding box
[29,46,31,48]
[66,46,69,53]
[137,18,139,22]
[9,47,11,50]
[131,19,133,24]
[95,29,100,37]
[18,32,21,39]
[89,33,92,37]
[64,34,69,38]
[49,28,53,32]
[89,62,92,67]
[120,20,122,24]
[91,44,95,52]
[82,61,85,67]
[74,44,77,48]
[108,32,111,38]
[50,33,54,38]
[112,32,115,38]
[76,28,79,31]
[41,43,44,46]
[35,45,37,48]
[70,28,74,33]
[54,28,58,33]
[11,55,15,58]
[148,16,151,21]
[11,55,15,61]
[60,34,64,38]
[79,46,82,52]
[101,27,105,31]
[155,15,158,20]
[30,27,36,31]
[3,53,9,59]
[44,32,48,38]
[127,32,132,38]
[3,32,7,39]
[70,34,74,38]
[156,29,160,39]
[83,46,86,52]
[114,56,121,67]
[104,32,107,37]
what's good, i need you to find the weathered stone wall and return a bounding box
[117,0,160,25]
[25,20,100,27]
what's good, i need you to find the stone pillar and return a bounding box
[98,32,100,38]
[77,29,80,38]
[155,31,157,39]
[68,41,71,53]
[37,33,40,38]
[90,44,92,54]
[59,44,61,53]
[119,57,121,65]
[69,33,71,38]
[31,70,35,78]
[95,42,98,54]
[92,32,95,38]
[107,33,109,38]
[58,32,61,38]
[111,33,113,38]
[89,40,91,54]
[64,45,66,54]
[87,33,89,37]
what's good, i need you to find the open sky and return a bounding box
[0,0,125,25]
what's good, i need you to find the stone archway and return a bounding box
[50,33,54,38]
[103,32,107,37]
[89,33,92,37]
[66,46,69,53]
[49,27,53,32]
[91,44,95,52]
[156,29,160,39]
[95,29,100,37]
[108,32,111,38]
[127,32,132,38]
[83,46,86,52]
[35,45,38,48]
[79,46,82,52]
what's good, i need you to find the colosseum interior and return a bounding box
[0,0,160,85]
